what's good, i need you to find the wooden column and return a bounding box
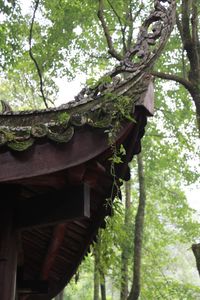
[0,202,18,300]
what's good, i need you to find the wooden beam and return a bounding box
[46,191,112,299]
[17,279,48,294]
[41,224,66,280]
[17,265,48,295]
[0,202,18,300]
[84,184,90,218]
[135,81,154,116]
[83,161,113,196]
[15,184,90,229]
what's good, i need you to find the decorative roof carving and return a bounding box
[0,0,176,152]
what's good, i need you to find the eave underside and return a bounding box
[0,107,147,299]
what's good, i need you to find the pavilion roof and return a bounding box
[0,1,176,298]
[0,73,152,153]
[0,78,153,299]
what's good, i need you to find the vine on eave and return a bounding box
[103,91,136,213]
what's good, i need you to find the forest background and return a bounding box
[0,0,200,299]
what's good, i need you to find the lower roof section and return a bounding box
[0,105,149,299]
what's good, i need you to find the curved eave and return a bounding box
[0,121,131,183]
[20,107,148,300]
[0,81,153,183]
[0,79,153,300]
[0,110,150,300]
[0,77,153,153]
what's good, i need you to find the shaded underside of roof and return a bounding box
[0,106,148,299]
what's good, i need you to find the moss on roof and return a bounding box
[0,74,151,151]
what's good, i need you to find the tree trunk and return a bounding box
[190,90,200,137]
[93,246,100,300]
[181,0,200,136]
[120,180,131,300]
[55,290,64,300]
[153,1,200,137]
[128,153,146,300]
[100,272,106,300]
[192,243,200,276]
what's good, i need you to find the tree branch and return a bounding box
[151,70,194,94]
[97,0,123,61]
[146,133,199,138]
[127,2,143,50]
[191,0,200,75]
[107,0,127,54]
[126,0,133,50]
[191,0,199,47]
[29,0,49,108]
[176,12,183,42]
[181,0,194,64]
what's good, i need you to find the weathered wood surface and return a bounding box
[26,191,111,300]
[0,199,18,300]
[0,107,148,300]
[15,184,90,229]
[0,122,132,183]
[17,279,48,295]
[135,81,154,116]
[41,224,67,281]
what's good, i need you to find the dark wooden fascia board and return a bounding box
[0,123,131,183]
